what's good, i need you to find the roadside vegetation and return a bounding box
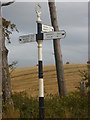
[2,91,88,118]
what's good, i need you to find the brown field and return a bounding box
[10,64,88,97]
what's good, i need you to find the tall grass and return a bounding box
[2,91,88,118]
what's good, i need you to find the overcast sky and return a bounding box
[1,2,88,68]
[1,0,89,2]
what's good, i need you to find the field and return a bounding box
[10,64,88,97]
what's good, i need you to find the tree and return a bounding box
[2,16,18,105]
[2,1,15,7]
[48,0,67,96]
[0,3,2,119]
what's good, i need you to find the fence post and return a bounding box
[80,81,86,96]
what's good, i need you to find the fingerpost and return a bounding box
[19,4,66,119]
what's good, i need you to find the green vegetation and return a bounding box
[3,91,88,118]
[2,17,19,43]
[79,69,88,87]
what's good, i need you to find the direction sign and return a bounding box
[19,34,36,43]
[19,4,66,119]
[43,30,66,40]
[42,24,54,32]
[19,30,66,44]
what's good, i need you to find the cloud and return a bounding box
[2,2,88,67]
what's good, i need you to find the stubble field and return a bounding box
[10,64,87,97]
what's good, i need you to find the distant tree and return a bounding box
[87,60,90,64]
[66,62,70,64]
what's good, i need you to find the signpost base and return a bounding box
[39,97,44,119]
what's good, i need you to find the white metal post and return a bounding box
[38,40,43,98]
[38,40,44,119]
[35,4,44,119]
[38,40,44,97]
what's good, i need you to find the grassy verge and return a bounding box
[2,91,88,118]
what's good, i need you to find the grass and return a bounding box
[3,91,88,118]
[10,64,88,97]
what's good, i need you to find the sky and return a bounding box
[1,0,89,2]
[1,1,88,68]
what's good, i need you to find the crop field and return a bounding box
[10,64,88,97]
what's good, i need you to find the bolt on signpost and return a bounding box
[19,4,66,119]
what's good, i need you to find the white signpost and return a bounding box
[19,34,36,43]
[43,30,66,40]
[19,31,66,43]
[42,24,54,32]
[19,4,66,120]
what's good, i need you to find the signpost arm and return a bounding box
[35,4,44,119]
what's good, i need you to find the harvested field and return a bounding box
[10,64,88,97]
